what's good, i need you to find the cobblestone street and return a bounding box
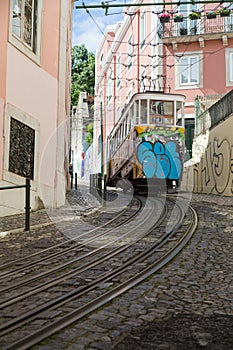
[0,190,232,350]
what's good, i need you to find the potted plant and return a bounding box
[188,11,201,20]
[158,12,171,23]
[206,10,217,19]
[218,8,231,17]
[174,13,184,23]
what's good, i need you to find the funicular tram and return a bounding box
[106,91,186,193]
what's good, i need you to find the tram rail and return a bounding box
[0,197,142,277]
[0,196,198,350]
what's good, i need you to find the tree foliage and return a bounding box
[85,122,94,147]
[71,44,95,108]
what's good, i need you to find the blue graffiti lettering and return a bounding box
[137,140,182,180]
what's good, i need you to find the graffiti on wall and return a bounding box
[183,133,233,196]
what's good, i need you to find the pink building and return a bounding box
[0,1,73,216]
[94,1,233,173]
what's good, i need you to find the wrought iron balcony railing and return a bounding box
[161,16,233,38]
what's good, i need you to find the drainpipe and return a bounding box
[137,9,140,92]
[113,55,116,125]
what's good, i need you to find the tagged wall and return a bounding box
[181,114,233,196]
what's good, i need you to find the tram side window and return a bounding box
[120,124,123,144]
[123,115,127,138]
[125,115,128,135]
[124,118,127,138]
[176,101,182,112]
[98,134,102,154]
[116,130,119,149]
[122,120,125,140]
[176,101,183,123]
[135,100,139,124]
[109,139,112,158]
[140,99,147,124]
[111,139,113,157]
[118,128,121,147]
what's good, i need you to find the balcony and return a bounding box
[161,16,233,46]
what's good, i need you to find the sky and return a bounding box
[72,0,124,53]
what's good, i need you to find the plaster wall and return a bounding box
[5,44,58,187]
[0,1,9,178]
[0,0,72,216]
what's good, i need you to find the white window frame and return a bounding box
[9,0,43,64]
[176,52,203,89]
[100,53,104,69]
[116,106,121,122]
[116,55,121,88]
[106,72,113,104]
[226,48,233,86]
[127,34,133,69]
[140,11,146,49]
[126,90,132,103]
[140,68,146,92]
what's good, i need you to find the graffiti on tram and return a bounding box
[135,125,185,180]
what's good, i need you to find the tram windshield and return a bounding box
[150,100,174,125]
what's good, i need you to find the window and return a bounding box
[116,106,121,121]
[100,53,104,69]
[140,69,146,92]
[106,73,113,103]
[230,52,233,82]
[116,56,121,88]
[177,53,203,88]
[126,90,132,102]
[10,0,42,62]
[140,12,146,49]
[127,35,133,69]
[176,0,203,35]
[150,100,173,115]
[98,134,102,154]
[180,56,198,84]
[226,49,233,86]
[11,0,38,52]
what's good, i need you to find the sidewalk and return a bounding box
[0,186,101,237]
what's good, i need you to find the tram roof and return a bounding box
[129,91,186,102]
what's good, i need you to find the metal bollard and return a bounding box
[25,178,31,231]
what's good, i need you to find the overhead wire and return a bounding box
[89,1,233,98]
[95,2,198,85]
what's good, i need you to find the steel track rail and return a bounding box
[0,200,170,332]
[0,200,175,335]
[1,204,197,349]
[3,205,198,350]
[0,198,162,305]
[0,198,142,278]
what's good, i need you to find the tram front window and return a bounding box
[150,100,173,115]
[150,100,174,125]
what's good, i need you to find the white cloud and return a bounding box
[72,1,123,53]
